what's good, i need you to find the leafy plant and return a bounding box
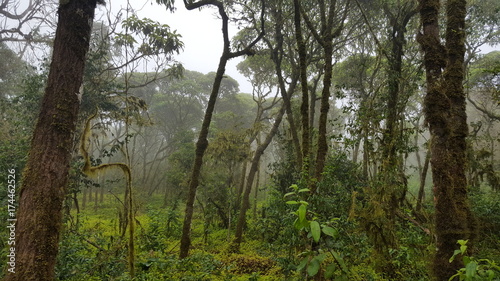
[285,184,349,279]
[449,240,500,281]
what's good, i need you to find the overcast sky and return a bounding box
[97,0,253,93]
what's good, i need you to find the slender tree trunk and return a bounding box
[82,186,87,209]
[178,0,264,259]
[293,0,311,179]
[232,104,286,250]
[179,53,229,258]
[269,3,302,168]
[5,1,98,280]
[416,145,430,212]
[418,0,475,279]
[314,42,333,185]
[253,164,260,218]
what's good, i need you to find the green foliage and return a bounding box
[140,206,181,252]
[117,15,183,56]
[449,240,500,281]
[285,184,349,279]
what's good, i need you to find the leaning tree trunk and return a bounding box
[418,0,475,279]
[232,104,286,251]
[178,0,264,259]
[5,1,98,280]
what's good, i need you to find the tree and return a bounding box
[418,0,476,279]
[0,0,58,61]
[300,0,350,186]
[154,0,265,259]
[6,1,101,280]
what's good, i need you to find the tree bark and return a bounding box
[418,0,475,279]
[293,0,311,178]
[416,144,430,212]
[5,1,98,280]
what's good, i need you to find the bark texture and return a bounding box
[418,0,475,279]
[293,0,311,178]
[6,1,97,280]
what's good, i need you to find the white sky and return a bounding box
[98,0,253,93]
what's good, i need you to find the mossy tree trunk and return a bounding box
[5,1,98,280]
[268,2,302,168]
[418,0,475,279]
[293,0,311,180]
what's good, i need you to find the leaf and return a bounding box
[298,204,307,223]
[465,261,478,278]
[293,218,301,230]
[322,226,338,238]
[307,258,320,277]
[298,188,310,193]
[450,249,462,263]
[297,256,308,271]
[284,192,295,198]
[315,253,327,262]
[286,200,299,205]
[332,251,348,273]
[310,221,321,243]
[325,263,336,279]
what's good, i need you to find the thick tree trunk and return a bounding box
[5,1,97,280]
[418,0,475,279]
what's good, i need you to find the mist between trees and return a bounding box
[0,0,499,280]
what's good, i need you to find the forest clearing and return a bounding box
[1,0,500,280]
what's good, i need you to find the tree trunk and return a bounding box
[416,145,430,212]
[179,52,229,258]
[314,42,333,186]
[269,3,302,168]
[418,0,475,279]
[232,103,286,250]
[293,0,311,178]
[5,1,98,280]
[178,0,264,259]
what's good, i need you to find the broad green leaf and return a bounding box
[293,218,301,230]
[322,226,338,238]
[307,258,320,277]
[298,188,310,193]
[315,253,327,262]
[298,204,307,223]
[310,221,321,243]
[487,269,494,279]
[284,192,295,198]
[325,263,337,279]
[463,256,471,265]
[286,200,299,205]
[465,261,478,278]
[297,256,308,271]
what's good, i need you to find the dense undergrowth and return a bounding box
[1,153,499,280]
